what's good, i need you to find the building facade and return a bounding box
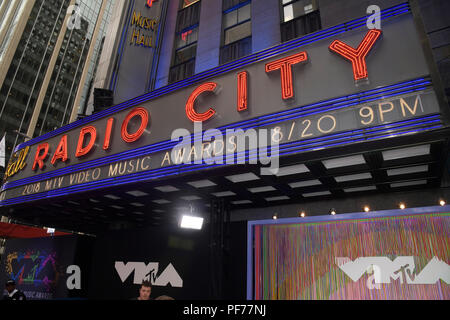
[0,0,449,300]
[0,0,115,173]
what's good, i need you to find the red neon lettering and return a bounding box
[237,71,248,112]
[185,82,217,122]
[103,118,115,150]
[32,143,49,171]
[329,29,382,81]
[51,135,68,165]
[146,0,158,7]
[76,126,97,158]
[265,51,308,100]
[121,107,149,143]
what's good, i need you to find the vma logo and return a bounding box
[115,261,183,287]
[336,256,450,289]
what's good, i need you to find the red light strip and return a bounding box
[237,71,248,112]
[51,135,68,165]
[103,118,115,150]
[76,126,97,158]
[265,51,308,100]
[185,82,217,122]
[121,107,149,143]
[329,29,382,81]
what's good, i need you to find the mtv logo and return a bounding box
[114,261,183,287]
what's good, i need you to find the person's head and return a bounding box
[5,280,16,293]
[138,280,151,300]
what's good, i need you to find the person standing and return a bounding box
[3,280,26,300]
[131,280,152,300]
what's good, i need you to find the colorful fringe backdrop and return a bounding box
[253,212,450,300]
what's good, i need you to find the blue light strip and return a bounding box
[223,0,251,14]
[3,78,430,190]
[0,119,441,207]
[14,3,411,152]
[5,115,441,194]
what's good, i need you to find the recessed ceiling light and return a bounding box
[231,200,252,204]
[265,196,290,201]
[303,191,331,197]
[133,212,144,215]
[104,194,121,200]
[89,199,100,203]
[390,180,427,188]
[130,203,145,207]
[248,186,276,193]
[225,172,260,183]
[212,191,236,197]
[386,165,428,176]
[382,144,430,161]
[322,155,365,169]
[110,205,124,209]
[335,172,372,182]
[126,190,149,197]
[154,185,179,193]
[152,199,171,204]
[153,209,165,213]
[289,179,322,188]
[275,164,309,176]
[187,180,217,188]
[67,201,80,205]
[343,186,377,192]
[93,208,103,211]
[181,195,202,201]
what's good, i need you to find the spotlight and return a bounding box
[439,200,446,206]
[300,211,306,218]
[399,203,406,210]
[330,208,336,215]
[364,206,370,212]
[180,215,204,230]
[180,204,203,230]
[273,214,278,220]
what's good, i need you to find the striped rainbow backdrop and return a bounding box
[253,212,449,300]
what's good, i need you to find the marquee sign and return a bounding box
[0,5,446,205]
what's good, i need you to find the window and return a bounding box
[169,0,201,83]
[220,1,252,65]
[280,0,321,42]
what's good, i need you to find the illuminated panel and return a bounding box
[250,210,450,300]
[103,118,114,150]
[329,29,382,81]
[75,126,97,158]
[32,143,49,171]
[51,135,68,165]
[265,51,308,100]
[237,71,248,112]
[185,82,217,122]
[121,108,149,143]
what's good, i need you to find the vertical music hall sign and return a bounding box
[110,0,164,104]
